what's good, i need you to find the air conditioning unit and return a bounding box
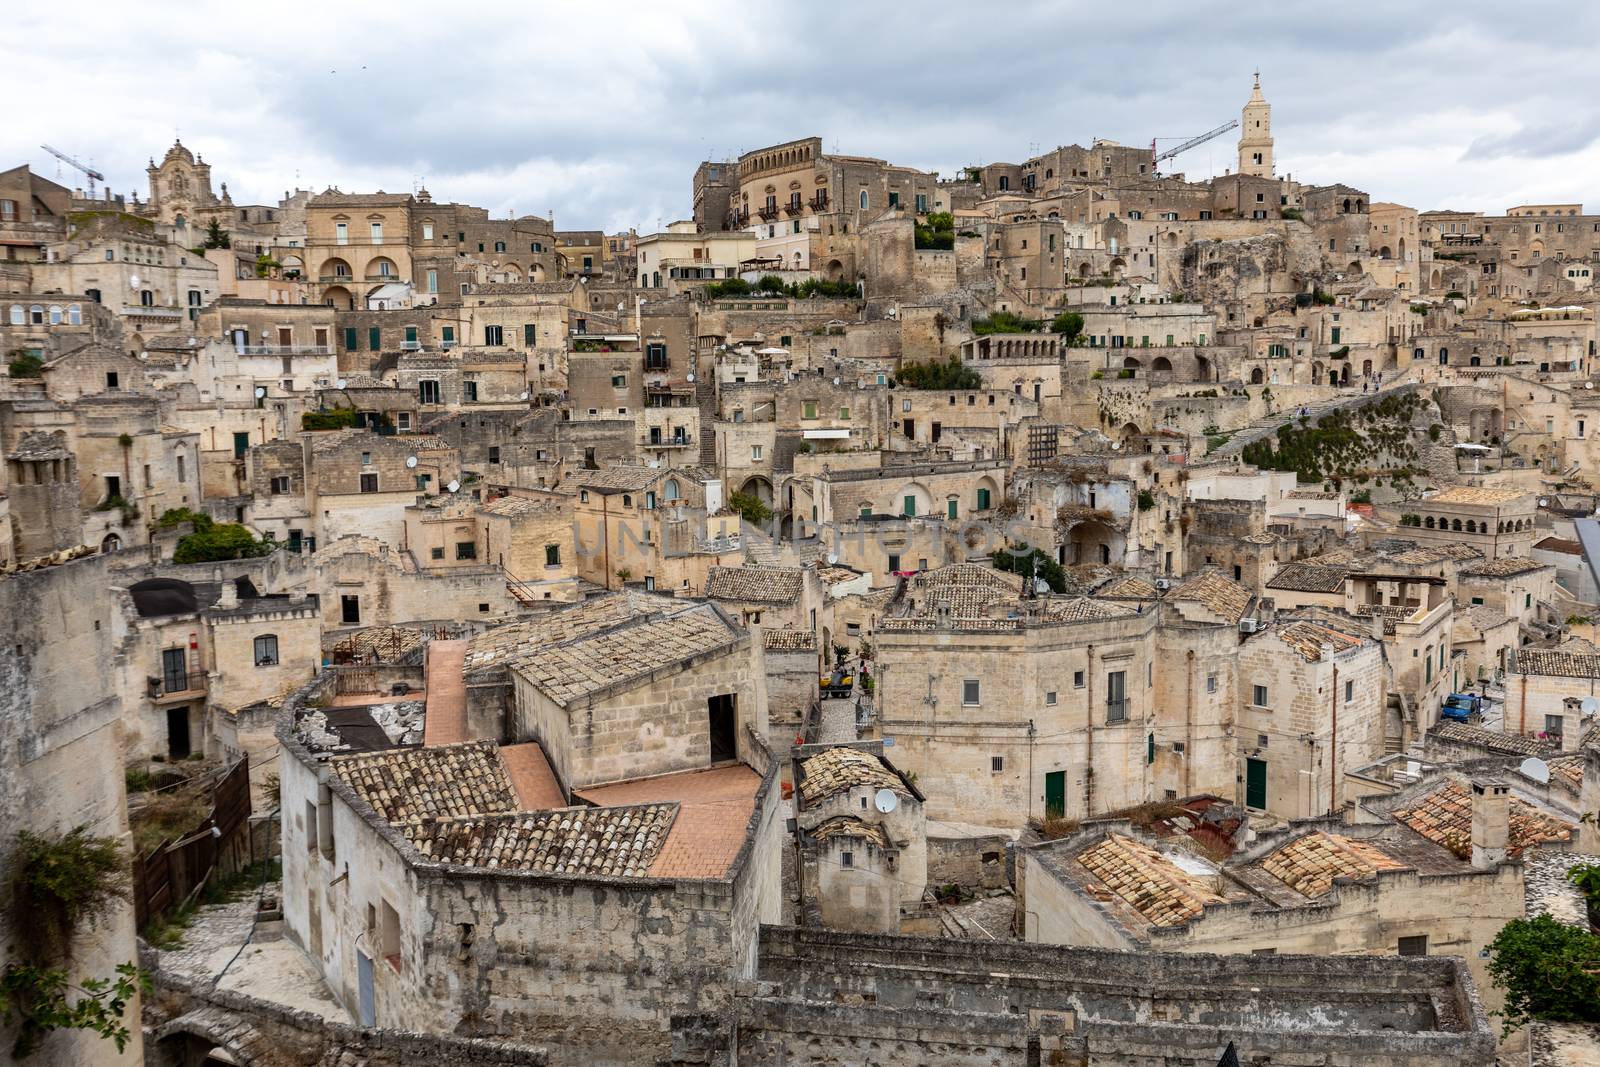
[1237,618,1261,633]
[1154,578,1174,591]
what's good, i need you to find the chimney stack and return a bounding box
[1470,778,1510,870]
[217,578,239,610]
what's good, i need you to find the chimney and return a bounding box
[217,578,239,610]
[1470,778,1510,870]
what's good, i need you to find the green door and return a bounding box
[903,495,916,517]
[233,431,250,457]
[1045,771,1066,820]
[947,499,958,520]
[1245,758,1268,810]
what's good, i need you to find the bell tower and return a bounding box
[1238,71,1274,178]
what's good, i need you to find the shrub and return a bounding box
[1050,311,1084,345]
[727,491,773,527]
[1428,423,1443,441]
[702,278,752,299]
[755,274,786,295]
[9,827,129,961]
[896,357,982,389]
[1487,915,1600,1034]
[173,521,271,564]
[1136,490,1156,511]
[1350,488,1371,504]
[992,543,1066,593]
[301,407,359,431]
[914,211,954,250]
[7,352,43,378]
[1280,207,1304,221]
[1117,368,1134,379]
[971,310,1043,336]
[0,961,149,1058]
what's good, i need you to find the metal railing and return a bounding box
[150,671,208,700]
[237,345,332,356]
[1105,698,1128,723]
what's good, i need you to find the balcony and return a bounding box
[237,345,333,356]
[808,194,830,211]
[400,340,422,351]
[1105,698,1128,723]
[757,206,781,222]
[643,433,694,448]
[149,671,208,703]
[784,202,805,217]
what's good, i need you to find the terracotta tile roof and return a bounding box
[410,804,676,875]
[1548,754,1585,794]
[517,602,740,706]
[1431,721,1552,758]
[1437,542,1486,561]
[421,640,468,746]
[481,495,564,518]
[763,628,816,652]
[1240,533,1279,546]
[575,465,665,492]
[1383,547,1451,566]
[905,563,1023,617]
[1300,548,1364,566]
[1392,780,1573,858]
[1535,536,1582,554]
[499,742,565,810]
[705,566,804,603]
[1096,574,1159,599]
[575,765,761,878]
[464,591,684,673]
[1461,556,1548,578]
[1513,648,1600,679]
[1267,561,1349,593]
[1275,620,1367,661]
[809,816,890,848]
[331,740,518,825]
[1169,570,1252,622]
[798,748,910,806]
[1046,597,1138,623]
[1258,832,1409,897]
[1074,833,1228,928]
[1427,486,1531,506]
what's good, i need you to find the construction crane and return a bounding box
[40,144,105,199]
[1149,119,1239,176]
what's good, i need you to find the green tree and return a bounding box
[7,351,44,378]
[727,491,773,527]
[755,274,787,295]
[914,211,955,250]
[1050,311,1085,345]
[201,218,230,249]
[991,544,1066,593]
[0,962,149,1058]
[1487,915,1600,1034]
[173,521,270,564]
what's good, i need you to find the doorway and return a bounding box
[707,694,737,763]
[167,706,192,760]
[1245,757,1268,810]
[341,595,361,625]
[162,647,188,692]
[357,951,376,1026]
[1045,770,1066,819]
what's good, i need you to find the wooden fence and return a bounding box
[134,756,253,927]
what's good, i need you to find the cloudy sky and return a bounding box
[11,2,1600,233]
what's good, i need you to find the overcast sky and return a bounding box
[12,2,1600,234]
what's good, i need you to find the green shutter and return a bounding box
[343,327,357,350]
[368,326,381,350]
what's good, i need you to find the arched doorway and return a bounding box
[1250,367,1264,385]
[100,533,122,553]
[739,475,774,507]
[322,285,354,310]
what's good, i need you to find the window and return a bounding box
[1345,680,1354,702]
[485,325,504,346]
[344,326,358,350]
[423,222,434,240]
[360,473,378,493]
[1073,670,1085,689]
[859,190,869,210]
[1546,714,1565,739]
[455,541,477,561]
[1253,684,1269,708]
[106,371,119,389]
[370,221,383,243]
[270,476,290,494]
[545,544,561,567]
[524,323,537,346]
[1106,671,1127,722]
[1206,674,1218,694]
[335,222,348,244]
[990,756,1004,773]
[368,326,381,350]
[1397,936,1428,957]
[253,634,279,666]
[431,546,445,560]
[418,380,440,404]
[426,269,438,293]
[963,679,981,706]
[379,900,401,971]
[1045,691,1057,706]
[751,445,763,461]
[840,851,854,868]
[611,374,626,388]
[802,401,818,419]
[464,380,478,402]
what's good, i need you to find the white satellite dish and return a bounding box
[1519,757,1550,784]
[519,391,530,401]
[826,552,839,564]
[128,274,141,288]
[253,386,266,398]
[832,377,841,386]
[1583,696,1600,717]
[686,372,696,382]
[1538,498,1549,507]
[336,378,348,389]
[873,788,898,814]
[447,479,460,493]
[617,302,625,312]
[1588,382,1596,390]
[405,456,418,469]
[1110,441,1122,451]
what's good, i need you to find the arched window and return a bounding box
[494,241,506,253]
[622,495,632,507]
[29,305,44,324]
[48,305,62,325]
[253,634,279,666]
[8,305,22,325]
[1465,520,1477,533]
[859,190,869,210]
[664,478,681,500]
[67,304,82,326]
[1424,516,1436,529]
[1451,519,1462,531]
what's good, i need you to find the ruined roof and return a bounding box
[1275,620,1367,662]
[798,747,911,807]
[1074,833,1229,929]
[409,804,676,876]
[1258,832,1409,898]
[809,816,890,848]
[331,739,518,825]
[763,628,816,652]
[1266,561,1349,593]
[705,566,804,604]
[1460,556,1548,579]
[1392,780,1573,858]
[1096,574,1159,599]
[1426,486,1531,506]
[1169,570,1252,622]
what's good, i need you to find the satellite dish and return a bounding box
[617,302,625,312]
[1583,696,1600,717]
[447,479,460,493]
[128,274,141,288]
[405,456,418,469]
[253,386,266,398]
[519,391,530,401]
[832,377,841,386]
[873,788,898,814]
[1588,382,1595,390]
[336,378,347,389]
[686,372,696,382]
[826,552,839,564]
[1538,498,1549,507]
[1519,757,1550,784]
[1110,441,1122,451]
